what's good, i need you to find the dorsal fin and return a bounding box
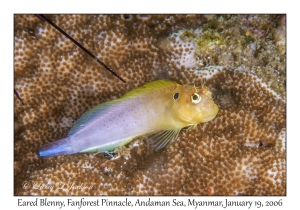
[68,102,115,136]
[120,80,178,100]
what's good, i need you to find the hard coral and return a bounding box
[194,15,286,99]
[14,14,285,195]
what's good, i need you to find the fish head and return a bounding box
[172,85,219,125]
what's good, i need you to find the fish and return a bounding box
[38,80,219,157]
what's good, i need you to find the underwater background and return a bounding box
[14,14,286,195]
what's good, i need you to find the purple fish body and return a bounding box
[39,80,218,157]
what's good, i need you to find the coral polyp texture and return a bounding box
[14,14,286,195]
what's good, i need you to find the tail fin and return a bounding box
[38,137,75,157]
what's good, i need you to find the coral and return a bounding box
[193,15,286,99]
[14,14,285,195]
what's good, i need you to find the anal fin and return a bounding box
[79,137,135,154]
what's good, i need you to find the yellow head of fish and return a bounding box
[172,84,219,126]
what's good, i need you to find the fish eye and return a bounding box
[173,92,179,100]
[191,93,201,104]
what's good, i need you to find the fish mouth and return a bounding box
[199,105,219,123]
[200,115,217,122]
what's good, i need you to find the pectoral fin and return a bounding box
[147,128,181,150]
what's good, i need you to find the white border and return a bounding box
[2,0,297,209]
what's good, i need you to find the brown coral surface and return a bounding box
[14,14,286,195]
